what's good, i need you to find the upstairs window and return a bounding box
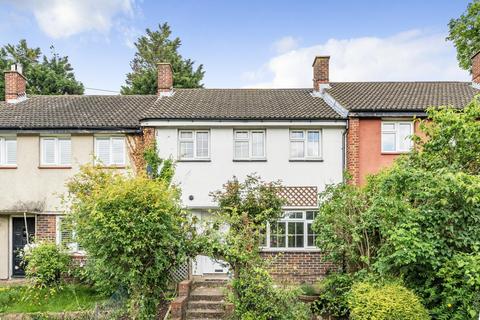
[381,121,413,153]
[178,130,210,160]
[0,136,16,166]
[40,137,71,166]
[289,130,321,160]
[95,136,125,166]
[264,210,318,249]
[233,130,266,160]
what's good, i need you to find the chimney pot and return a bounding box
[4,63,27,103]
[157,63,173,96]
[312,56,330,91]
[472,50,480,86]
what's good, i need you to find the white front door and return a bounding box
[193,255,228,275]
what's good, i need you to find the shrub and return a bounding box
[312,273,353,318]
[23,242,71,288]
[230,266,311,320]
[348,281,430,320]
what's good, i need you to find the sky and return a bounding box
[0,0,474,94]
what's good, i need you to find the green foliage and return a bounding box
[348,282,430,320]
[313,99,480,319]
[121,23,204,94]
[231,266,311,320]
[0,40,84,100]
[143,141,174,184]
[66,166,199,319]
[22,242,71,289]
[0,284,103,313]
[447,0,480,70]
[312,273,353,318]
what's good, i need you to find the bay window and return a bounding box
[233,130,266,160]
[178,130,210,160]
[264,210,318,249]
[381,121,413,153]
[289,130,321,160]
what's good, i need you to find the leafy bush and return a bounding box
[312,273,353,318]
[66,166,199,319]
[23,242,71,288]
[231,266,311,320]
[348,282,430,320]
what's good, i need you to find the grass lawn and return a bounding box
[0,284,105,314]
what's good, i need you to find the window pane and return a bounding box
[398,123,412,151]
[290,141,304,158]
[111,138,125,165]
[381,133,396,152]
[287,222,304,248]
[180,141,194,159]
[234,141,249,158]
[287,211,303,219]
[382,123,395,131]
[251,132,265,157]
[290,131,304,139]
[270,222,286,248]
[96,138,111,165]
[307,131,320,157]
[58,139,71,165]
[196,132,209,157]
[306,211,317,220]
[235,131,248,139]
[5,139,16,165]
[42,138,56,165]
[179,131,193,139]
[307,223,316,247]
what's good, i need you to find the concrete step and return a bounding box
[192,279,229,289]
[189,287,225,302]
[188,300,225,310]
[186,308,225,319]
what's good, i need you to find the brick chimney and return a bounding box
[472,50,480,86]
[313,56,330,91]
[157,63,173,96]
[4,63,27,103]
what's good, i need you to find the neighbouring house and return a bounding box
[0,53,479,282]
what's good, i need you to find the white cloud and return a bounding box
[272,36,299,54]
[7,0,135,38]
[244,30,470,88]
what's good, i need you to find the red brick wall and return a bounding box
[260,251,335,284]
[4,71,26,101]
[473,51,480,85]
[346,117,360,185]
[313,56,330,91]
[157,63,173,94]
[36,215,56,242]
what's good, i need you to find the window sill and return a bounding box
[233,159,267,162]
[0,166,17,169]
[289,159,323,162]
[177,159,211,162]
[38,166,72,169]
[381,151,409,155]
[260,248,321,253]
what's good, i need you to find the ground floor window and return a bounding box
[263,210,318,249]
[56,216,83,253]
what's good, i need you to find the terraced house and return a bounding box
[0,54,478,282]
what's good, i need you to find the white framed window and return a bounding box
[40,137,71,166]
[233,130,266,160]
[56,216,83,253]
[381,121,413,153]
[264,210,318,249]
[289,130,321,160]
[178,130,210,160]
[95,136,126,166]
[0,136,16,166]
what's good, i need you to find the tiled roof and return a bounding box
[278,186,318,207]
[327,82,479,112]
[145,88,342,120]
[0,95,158,130]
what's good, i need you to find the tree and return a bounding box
[66,165,199,319]
[121,23,204,94]
[447,0,480,70]
[314,98,480,319]
[0,40,84,100]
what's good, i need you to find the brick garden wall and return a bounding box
[36,214,56,242]
[260,251,335,284]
